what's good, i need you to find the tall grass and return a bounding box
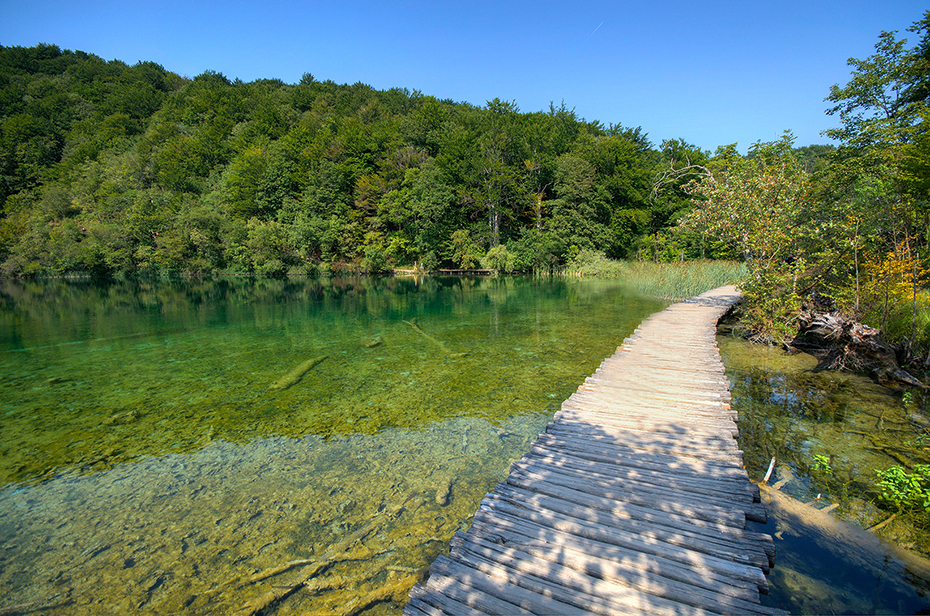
[562,250,746,301]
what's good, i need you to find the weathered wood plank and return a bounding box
[408,583,486,616]
[404,595,448,616]
[449,533,735,615]
[559,395,738,422]
[510,456,756,509]
[544,420,740,453]
[429,556,585,615]
[528,438,748,479]
[456,521,764,603]
[519,447,763,504]
[478,493,771,574]
[451,531,785,615]
[534,429,745,465]
[507,465,755,524]
[487,487,774,568]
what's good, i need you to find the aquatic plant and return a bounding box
[812,454,834,474]
[874,464,930,511]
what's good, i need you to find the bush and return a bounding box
[480,244,517,274]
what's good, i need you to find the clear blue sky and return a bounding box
[2,0,927,153]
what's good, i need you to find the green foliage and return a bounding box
[812,454,834,474]
[448,229,484,269]
[875,464,930,510]
[681,133,813,342]
[1,41,876,287]
[480,244,517,274]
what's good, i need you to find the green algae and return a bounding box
[0,276,666,615]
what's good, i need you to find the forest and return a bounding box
[0,42,712,279]
[0,10,929,353]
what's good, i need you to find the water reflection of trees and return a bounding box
[0,277,666,487]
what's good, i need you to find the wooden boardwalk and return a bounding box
[404,285,788,616]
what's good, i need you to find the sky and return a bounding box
[1,0,928,153]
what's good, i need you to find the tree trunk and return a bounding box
[788,310,925,389]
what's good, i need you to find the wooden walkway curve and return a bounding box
[403,285,788,616]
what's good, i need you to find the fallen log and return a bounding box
[788,311,925,389]
[758,483,930,588]
[269,356,327,391]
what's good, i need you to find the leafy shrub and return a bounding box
[480,244,517,274]
[875,464,930,510]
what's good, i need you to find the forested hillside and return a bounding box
[0,43,727,277]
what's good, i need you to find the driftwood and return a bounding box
[402,320,468,358]
[788,311,925,388]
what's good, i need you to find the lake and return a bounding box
[0,276,665,614]
[3,276,928,615]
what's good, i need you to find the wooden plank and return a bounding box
[556,417,739,441]
[557,407,737,431]
[510,457,756,510]
[453,526,762,604]
[451,531,785,615]
[585,369,730,389]
[575,384,731,406]
[508,464,755,523]
[449,533,733,615]
[479,493,770,574]
[536,429,745,465]
[528,438,748,479]
[407,583,486,616]
[404,596,448,616]
[544,420,741,454]
[503,471,748,528]
[429,556,587,615]
[519,447,763,505]
[546,420,740,453]
[420,570,535,615]
[559,396,738,422]
[565,391,734,414]
[469,506,770,591]
[488,487,774,568]
[547,416,738,450]
[579,378,731,401]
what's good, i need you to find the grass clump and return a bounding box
[562,250,746,300]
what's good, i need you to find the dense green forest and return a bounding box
[0,42,723,278]
[1,9,929,355]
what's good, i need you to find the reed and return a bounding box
[561,250,746,300]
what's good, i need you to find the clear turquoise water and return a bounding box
[0,276,666,615]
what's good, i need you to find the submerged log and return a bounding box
[788,311,925,389]
[758,483,930,586]
[269,356,327,391]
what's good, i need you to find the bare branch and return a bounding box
[650,164,713,201]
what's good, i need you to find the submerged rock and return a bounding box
[434,478,452,506]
